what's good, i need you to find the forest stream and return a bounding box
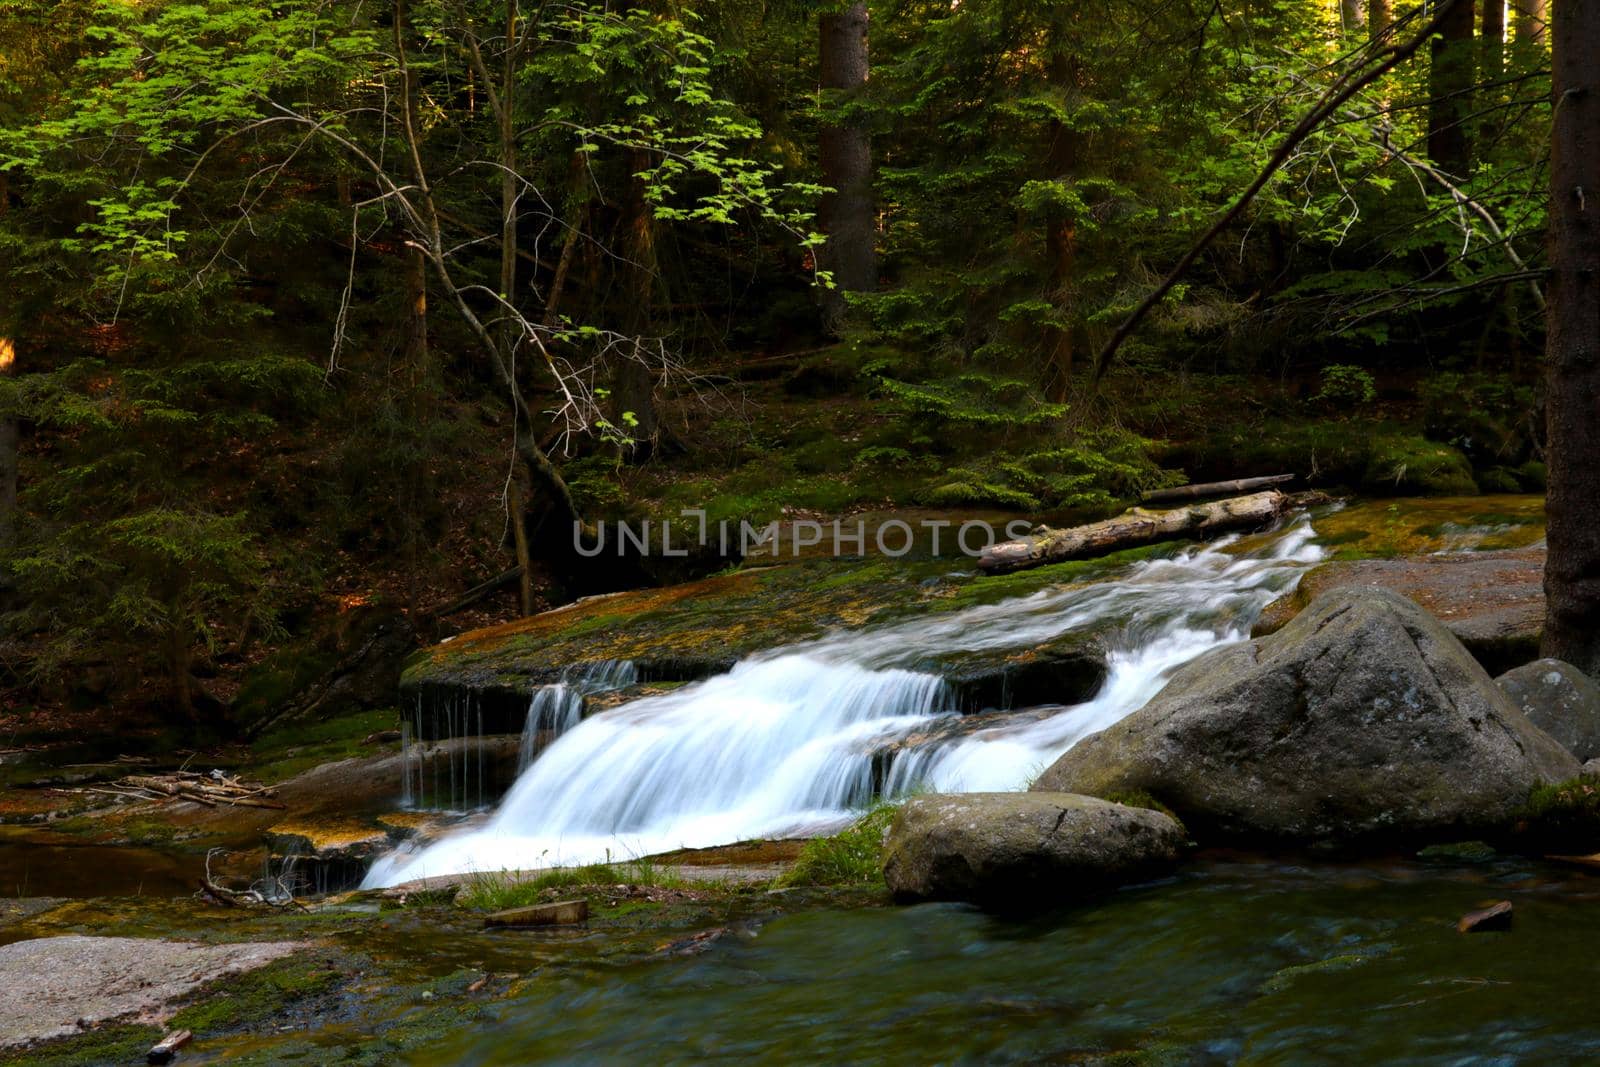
[5,497,1596,1064]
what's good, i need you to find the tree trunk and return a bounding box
[541,150,589,329]
[1043,35,1081,402]
[0,339,15,558]
[1428,0,1476,176]
[0,168,14,559]
[1341,0,1364,37]
[1482,0,1505,77]
[497,2,519,361]
[401,243,429,614]
[1369,0,1392,37]
[1141,474,1295,504]
[1541,0,1600,674]
[978,491,1289,574]
[615,145,661,456]
[817,2,875,334]
[1513,0,1547,46]
[167,615,194,721]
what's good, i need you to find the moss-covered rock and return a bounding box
[399,544,1180,738]
[1361,434,1478,496]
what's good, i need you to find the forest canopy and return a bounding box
[0,0,1560,724]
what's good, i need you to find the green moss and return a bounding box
[1515,776,1600,851]
[1478,467,1522,494]
[233,649,340,730]
[167,952,346,1034]
[0,1024,162,1067]
[1259,953,1374,995]
[777,805,898,888]
[1361,434,1477,496]
[1103,790,1186,835]
[248,707,399,782]
[118,817,178,846]
[1416,840,1498,864]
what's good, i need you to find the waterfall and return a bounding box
[365,517,1325,887]
[517,659,639,771]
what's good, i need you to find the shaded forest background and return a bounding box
[0,0,1557,733]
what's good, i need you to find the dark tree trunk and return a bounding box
[1428,0,1476,176]
[401,243,429,614]
[1043,42,1081,402]
[0,337,15,555]
[1541,0,1600,673]
[1482,0,1505,78]
[615,145,661,456]
[1369,0,1392,37]
[1513,0,1547,46]
[0,170,13,559]
[817,2,875,334]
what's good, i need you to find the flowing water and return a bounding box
[419,852,1600,1065]
[517,659,639,772]
[366,518,1325,886]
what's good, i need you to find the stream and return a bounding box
[421,852,1600,1065]
[367,518,1325,885]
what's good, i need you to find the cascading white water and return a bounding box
[517,660,639,772]
[365,517,1326,886]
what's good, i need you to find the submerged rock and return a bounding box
[1252,548,1544,675]
[1495,659,1600,763]
[881,792,1184,906]
[1035,588,1579,845]
[1458,900,1513,933]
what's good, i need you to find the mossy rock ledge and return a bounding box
[400,557,1136,738]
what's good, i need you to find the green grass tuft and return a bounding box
[776,804,899,888]
[457,859,691,910]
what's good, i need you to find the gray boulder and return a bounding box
[1495,658,1600,762]
[1034,588,1579,844]
[881,792,1184,906]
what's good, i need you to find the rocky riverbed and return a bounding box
[7,495,1600,1064]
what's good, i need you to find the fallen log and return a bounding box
[1140,474,1294,504]
[978,490,1289,574]
[483,899,589,929]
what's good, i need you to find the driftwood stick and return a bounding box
[978,491,1289,574]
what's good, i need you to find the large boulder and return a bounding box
[1252,549,1544,675]
[881,792,1185,906]
[1035,588,1579,845]
[1496,659,1600,763]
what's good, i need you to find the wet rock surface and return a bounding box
[398,548,1191,738]
[1038,587,1579,845]
[0,935,303,1048]
[1252,548,1544,675]
[881,792,1185,906]
[1496,659,1600,763]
